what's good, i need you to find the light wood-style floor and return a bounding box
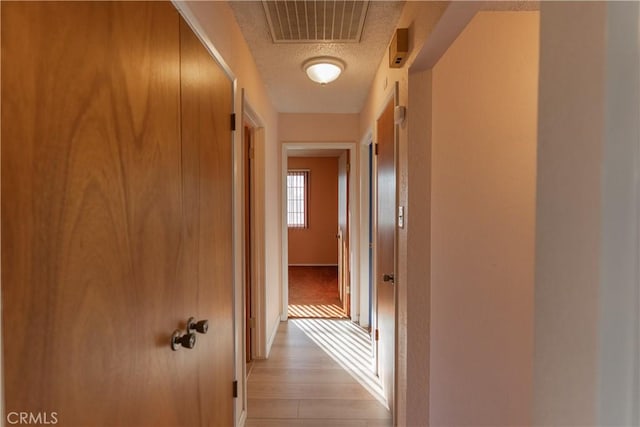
[246,319,392,426]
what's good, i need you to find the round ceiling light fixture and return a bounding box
[302,57,345,85]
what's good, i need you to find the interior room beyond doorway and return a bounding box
[287,155,345,319]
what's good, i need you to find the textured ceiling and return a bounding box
[230,1,404,113]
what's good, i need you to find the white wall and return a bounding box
[599,3,640,424]
[429,11,539,426]
[534,4,604,423]
[534,2,640,425]
[406,68,432,426]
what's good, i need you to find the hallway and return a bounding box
[246,319,391,426]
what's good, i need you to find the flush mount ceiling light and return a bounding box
[303,57,345,85]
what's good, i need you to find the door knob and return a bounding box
[383,273,394,283]
[171,330,196,351]
[187,317,209,334]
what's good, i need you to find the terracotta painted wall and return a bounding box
[288,157,339,265]
[430,11,538,426]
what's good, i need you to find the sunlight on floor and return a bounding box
[290,318,388,407]
[288,303,347,318]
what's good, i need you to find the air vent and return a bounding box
[262,1,369,43]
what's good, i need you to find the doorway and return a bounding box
[286,152,345,319]
[280,142,359,323]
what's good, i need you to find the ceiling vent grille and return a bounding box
[262,1,369,43]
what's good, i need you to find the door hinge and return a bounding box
[233,380,238,398]
[346,163,351,173]
[346,286,350,294]
[375,329,379,341]
[374,143,379,155]
[249,317,255,328]
[231,113,237,131]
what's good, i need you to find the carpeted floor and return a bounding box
[288,266,346,318]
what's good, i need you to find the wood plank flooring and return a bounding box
[288,266,346,319]
[246,320,391,426]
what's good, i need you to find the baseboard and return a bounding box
[237,409,247,427]
[288,263,338,267]
[265,316,281,358]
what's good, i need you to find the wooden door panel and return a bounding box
[179,17,235,425]
[2,2,186,424]
[2,2,234,426]
[376,99,396,412]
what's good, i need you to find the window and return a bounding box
[287,170,308,228]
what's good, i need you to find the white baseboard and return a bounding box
[237,409,247,427]
[265,317,281,358]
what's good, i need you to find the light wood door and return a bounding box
[375,98,396,413]
[1,2,234,425]
[179,17,235,425]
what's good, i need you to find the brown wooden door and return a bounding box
[1,2,234,425]
[179,17,235,426]
[376,98,396,412]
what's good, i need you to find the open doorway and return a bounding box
[286,152,347,319]
[280,142,360,323]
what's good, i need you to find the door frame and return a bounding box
[238,92,267,426]
[280,142,358,322]
[240,93,265,362]
[358,133,374,329]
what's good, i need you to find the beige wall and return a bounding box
[288,157,339,265]
[534,4,603,424]
[280,113,360,142]
[359,2,448,139]
[406,68,433,426]
[429,11,539,426]
[534,3,640,425]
